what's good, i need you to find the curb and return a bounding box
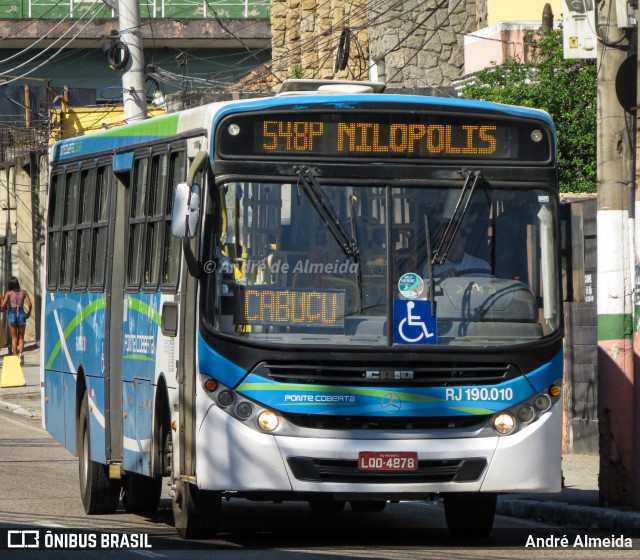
[0,398,38,418]
[497,499,640,534]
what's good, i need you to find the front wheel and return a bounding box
[167,431,221,538]
[172,480,221,539]
[78,394,121,514]
[443,493,496,539]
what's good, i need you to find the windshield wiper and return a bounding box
[432,169,483,266]
[348,194,363,313]
[424,213,435,316]
[294,165,360,259]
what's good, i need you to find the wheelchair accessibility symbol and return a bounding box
[393,300,437,344]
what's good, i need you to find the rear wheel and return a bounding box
[122,472,162,513]
[443,493,496,539]
[77,394,121,514]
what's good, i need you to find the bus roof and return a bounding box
[50,93,555,164]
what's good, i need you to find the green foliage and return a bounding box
[290,64,304,79]
[461,29,596,193]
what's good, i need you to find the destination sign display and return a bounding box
[237,287,345,328]
[216,111,551,162]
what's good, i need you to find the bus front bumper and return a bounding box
[195,403,562,495]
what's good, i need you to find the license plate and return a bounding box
[358,451,418,471]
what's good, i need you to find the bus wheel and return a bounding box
[172,480,221,539]
[308,500,346,513]
[78,394,121,514]
[349,500,386,512]
[122,472,162,513]
[167,432,221,538]
[443,493,496,539]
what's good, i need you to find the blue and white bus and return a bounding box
[42,80,563,538]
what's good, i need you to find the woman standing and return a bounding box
[3,276,32,365]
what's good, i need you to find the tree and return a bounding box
[460,29,596,193]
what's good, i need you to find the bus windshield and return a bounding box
[206,179,559,347]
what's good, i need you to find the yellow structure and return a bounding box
[50,106,167,143]
[487,0,563,25]
[0,355,26,388]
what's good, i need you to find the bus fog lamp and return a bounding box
[531,129,544,142]
[236,402,253,419]
[228,123,241,136]
[217,390,235,407]
[517,405,535,423]
[493,412,515,434]
[534,394,552,412]
[257,410,279,432]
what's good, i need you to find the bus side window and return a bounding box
[127,156,149,290]
[59,170,79,292]
[89,165,112,290]
[46,172,65,290]
[162,149,186,289]
[74,167,96,291]
[143,153,168,290]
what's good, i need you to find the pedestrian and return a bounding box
[2,276,32,365]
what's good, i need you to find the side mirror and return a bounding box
[171,182,201,238]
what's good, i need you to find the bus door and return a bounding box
[103,152,134,468]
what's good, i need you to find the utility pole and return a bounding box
[596,0,636,507]
[117,0,147,122]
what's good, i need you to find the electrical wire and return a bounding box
[0,0,103,84]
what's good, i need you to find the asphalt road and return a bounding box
[0,408,638,560]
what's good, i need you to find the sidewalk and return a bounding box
[497,454,640,533]
[2,347,640,533]
[0,344,41,417]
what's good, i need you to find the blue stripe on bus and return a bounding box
[197,333,246,388]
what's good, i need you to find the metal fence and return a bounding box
[0,126,47,163]
[1,0,270,19]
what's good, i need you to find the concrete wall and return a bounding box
[270,0,370,83]
[366,0,481,88]
[486,0,563,25]
[0,154,45,348]
[562,197,598,455]
[464,22,541,74]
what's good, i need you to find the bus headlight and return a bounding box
[534,394,552,412]
[517,405,535,423]
[493,412,515,434]
[257,410,280,432]
[217,390,235,407]
[236,402,253,420]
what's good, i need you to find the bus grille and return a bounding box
[287,457,487,484]
[253,362,517,387]
[281,413,490,430]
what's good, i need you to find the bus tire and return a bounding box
[167,431,221,538]
[349,500,386,512]
[173,480,221,539]
[122,472,162,513]
[443,493,496,539]
[78,395,121,514]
